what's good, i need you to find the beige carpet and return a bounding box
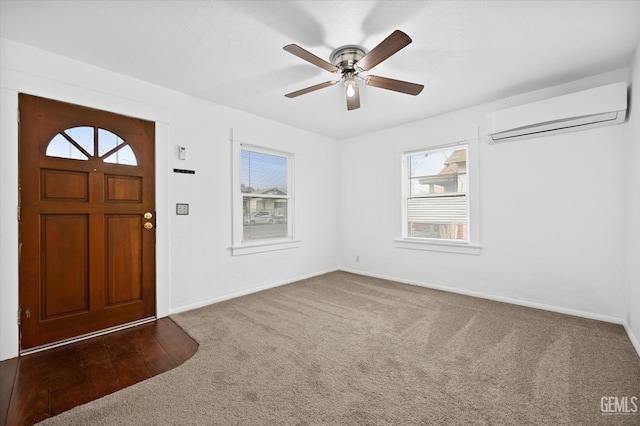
[39,271,640,425]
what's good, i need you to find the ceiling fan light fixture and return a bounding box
[344,73,357,98]
[346,82,356,98]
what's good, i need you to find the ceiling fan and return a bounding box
[283,30,424,111]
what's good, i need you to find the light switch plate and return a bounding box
[176,203,189,215]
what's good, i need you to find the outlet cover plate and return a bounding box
[176,203,189,215]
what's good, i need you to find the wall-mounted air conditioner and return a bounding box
[486,82,627,143]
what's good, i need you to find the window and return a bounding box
[397,142,480,255]
[232,142,297,255]
[46,126,137,165]
[403,145,468,241]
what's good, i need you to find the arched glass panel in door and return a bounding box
[46,126,138,165]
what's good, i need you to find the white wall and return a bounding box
[340,68,632,322]
[2,36,637,361]
[627,44,640,352]
[0,39,340,360]
[166,102,341,311]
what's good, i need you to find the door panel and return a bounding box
[41,169,89,201]
[105,175,142,202]
[105,215,143,306]
[19,94,156,350]
[41,215,90,318]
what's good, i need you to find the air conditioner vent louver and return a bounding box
[487,82,627,143]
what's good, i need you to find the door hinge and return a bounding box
[17,204,21,221]
[17,308,21,326]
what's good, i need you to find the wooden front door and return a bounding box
[18,94,156,350]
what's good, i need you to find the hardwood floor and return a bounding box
[0,318,198,426]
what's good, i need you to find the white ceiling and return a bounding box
[1,1,640,139]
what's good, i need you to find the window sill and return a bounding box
[394,238,481,255]
[231,239,301,256]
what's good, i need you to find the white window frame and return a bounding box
[231,141,299,256]
[395,139,481,255]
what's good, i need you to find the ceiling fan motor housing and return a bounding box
[330,45,368,71]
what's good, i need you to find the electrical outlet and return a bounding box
[356,255,360,262]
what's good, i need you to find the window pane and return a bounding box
[98,128,125,156]
[240,150,287,195]
[407,195,467,240]
[45,133,89,160]
[409,148,467,196]
[242,197,288,241]
[104,144,137,166]
[64,126,94,156]
[408,221,467,240]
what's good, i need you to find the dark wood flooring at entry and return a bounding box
[0,318,198,426]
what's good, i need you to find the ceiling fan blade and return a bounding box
[355,30,412,72]
[365,75,424,96]
[283,44,339,73]
[285,81,337,98]
[346,83,360,111]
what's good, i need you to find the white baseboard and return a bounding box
[168,268,339,315]
[339,268,628,326]
[341,268,640,358]
[168,267,640,359]
[623,322,640,358]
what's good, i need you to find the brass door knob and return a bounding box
[144,222,154,230]
[144,212,153,219]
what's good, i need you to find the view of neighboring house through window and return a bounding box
[403,145,468,241]
[240,147,292,242]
